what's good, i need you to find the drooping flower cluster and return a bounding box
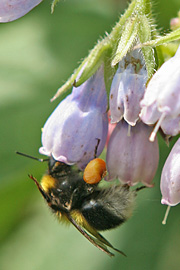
[104,48,160,188]
[3,0,178,224]
[37,0,180,226]
[105,45,180,221]
[40,47,161,188]
[36,1,180,226]
[106,44,179,223]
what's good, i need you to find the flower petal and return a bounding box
[161,138,180,206]
[106,120,159,186]
[140,45,180,139]
[110,50,148,126]
[39,66,108,169]
[0,0,42,22]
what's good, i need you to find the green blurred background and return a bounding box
[0,0,180,269]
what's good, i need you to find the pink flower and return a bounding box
[106,120,159,187]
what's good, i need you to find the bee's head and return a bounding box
[48,156,72,176]
[29,173,71,213]
[16,152,72,211]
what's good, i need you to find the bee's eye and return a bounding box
[83,158,107,184]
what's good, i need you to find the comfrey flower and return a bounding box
[0,0,42,22]
[39,66,108,169]
[110,49,148,126]
[140,46,180,141]
[161,138,180,224]
[106,120,159,187]
[106,111,116,146]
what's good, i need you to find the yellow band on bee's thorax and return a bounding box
[41,174,56,192]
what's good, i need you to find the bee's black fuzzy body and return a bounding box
[32,157,135,257]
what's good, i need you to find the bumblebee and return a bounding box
[26,156,137,257]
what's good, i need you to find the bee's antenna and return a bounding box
[28,174,51,203]
[16,151,49,162]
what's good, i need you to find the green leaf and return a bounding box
[50,62,84,101]
[109,0,136,44]
[138,14,156,79]
[134,0,151,15]
[75,38,111,87]
[111,17,138,66]
[136,27,180,48]
[111,0,154,69]
[51,0,60,13]
[51,37,111,101]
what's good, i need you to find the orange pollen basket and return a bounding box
[83,158,107,184]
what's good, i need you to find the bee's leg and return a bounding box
[94,138,100,158]
[135,186,146,192]
[122,184,130,190]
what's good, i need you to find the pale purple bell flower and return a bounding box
[106,120,159,187]
[140,46,180,141]
[0,0,42,22]
[160,138,180,224]
[161,138,180,206]
[39,66,108,169]
[110,49,148,126]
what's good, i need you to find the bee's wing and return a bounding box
[85,226,126,257]
[67,214,115,257]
